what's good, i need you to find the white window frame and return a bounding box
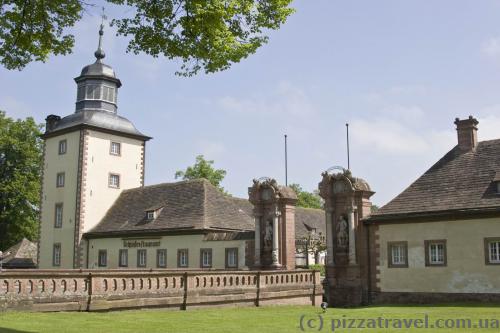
[86,84,101,100]
[178,249,188,267]
[227,248,237,268]
[388,242,408,268]
[110,141,121,156]
[58,140,67,155]
[489,241,500,263]
[391,245,405,265]
[429,243,445,265]
[98,250,107,267]
[56,172,65,187]
[54,203,63,228]
[119,249,128,267]
[53,244,61,266]
[146,211,155,220]
[201,249,212,268]
[157,249,167,268]
[137,249,147,267]
[108,174,120,188]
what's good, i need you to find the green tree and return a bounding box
[289,183,323,209]
[1,1,294,75]
[175,155,227,192]
[0,111,43,250]
[371,204,379,213]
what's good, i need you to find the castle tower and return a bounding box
[248,178,297,270]
[38,24,151,268]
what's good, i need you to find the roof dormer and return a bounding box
[144,203,165,221]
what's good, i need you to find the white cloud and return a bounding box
[196,140,226,158]
[217,81,315,118]
[0,96,36,121]
[350,118,455,155]
[478,112,500,141]
[481,37,500,58]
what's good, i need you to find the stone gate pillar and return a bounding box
[318,168,374,307]
[249,178,298,270]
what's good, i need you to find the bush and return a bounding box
[308,264,325,276]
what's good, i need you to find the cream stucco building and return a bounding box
[365,116,500,303]
[38,24,150,269]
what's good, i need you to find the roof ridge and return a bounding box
[122,178,207,193]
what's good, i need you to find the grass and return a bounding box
[0,304,499,333]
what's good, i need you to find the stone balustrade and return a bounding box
[0,270,322,312]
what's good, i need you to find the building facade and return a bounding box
[365,116,500,303]
[38,25,150,269]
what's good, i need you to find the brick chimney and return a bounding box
[45,115,61,132]
[454,116,478,152]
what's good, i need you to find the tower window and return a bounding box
[110,142,121,155]
[102,86,115,103]
[77,85,85,101]
[53,243,61,267]
[56,172,65,187]
[86,85,101,100]
[58,140,67,155]
[108,174,120,188]
[54,203,63,228]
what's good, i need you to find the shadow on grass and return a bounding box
[349,303,500,309]
[0,328,37,333]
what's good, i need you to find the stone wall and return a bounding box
[0,269,322,312]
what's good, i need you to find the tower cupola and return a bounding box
[74,22,121,114]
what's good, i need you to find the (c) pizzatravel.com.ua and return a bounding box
[299,314,500,331]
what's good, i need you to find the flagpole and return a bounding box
[284,134,288,186]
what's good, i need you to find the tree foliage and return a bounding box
[1,0,294,75]
[289,183,323,209]
[175,155,227,192]
[0,111,43,250]
[0,0,82,70]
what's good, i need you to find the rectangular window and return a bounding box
[53,243,61,266]
[86,85,101,100]
[54,203,63,228]
[56,172,65,187]
[200,249,212,268]
[102,86,115,103]
[119,249,128,267]
[425,240,447,266]
[110,142,121,156]
[137,249,147,268]
[77,85,85,101]
[58,140,67,155]
[108,174,120,188]
[177,249,188,268]
[485,238,500,265]
[157,249,167,268]
[98,250,107,267]
[388,241,408,268]
[146,211,155,220]
[225,248,238,269]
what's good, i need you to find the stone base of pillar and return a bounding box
[326,265,366,307]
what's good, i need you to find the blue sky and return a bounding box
[2,0,500,206]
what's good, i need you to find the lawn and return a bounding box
[0,304,499,333]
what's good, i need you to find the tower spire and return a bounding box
[94,8,107,62]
